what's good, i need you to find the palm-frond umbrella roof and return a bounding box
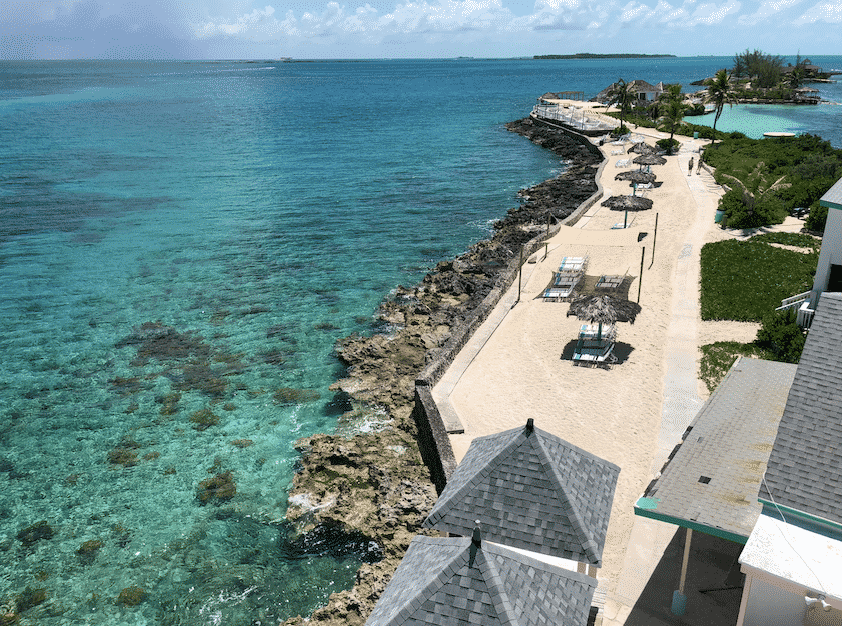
[601,195,654,211]
[423,419,620,565]
[633,154,667,166]
[615,170,657,184]
[575,294,618,325]
[364,531,597,626]
[627,141,657,154]
[569,293,642,323]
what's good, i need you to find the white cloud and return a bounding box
[192,5,293,39]
[683,0,740,24]
[738,0,801,23]
[793,0,842,21]
[2,0,840,59]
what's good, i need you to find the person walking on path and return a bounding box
[696,153,703,174]
[688,156,694,176]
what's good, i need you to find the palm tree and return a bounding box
[719,162,791,220]
[605,79,636,134]
[705,69,737,145]
[657,84,687,155]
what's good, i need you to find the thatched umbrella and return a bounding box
[601,195,653,211]
[633,154,667,168]
[627,141,657,155]
[569,293,642,324]
[615,170,657,184]
[575,295,617,340]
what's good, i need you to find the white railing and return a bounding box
[776,290,812,311]
[532,105,615,132]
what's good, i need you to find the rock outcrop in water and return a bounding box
[281,118,601,625]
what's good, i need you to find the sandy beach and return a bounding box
[436,115,808,624]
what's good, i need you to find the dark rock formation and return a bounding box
[116,586,147,607]
[197,471,237,504]
[281,119,600,626]
[16,586,47,612]
[17,521,54,547]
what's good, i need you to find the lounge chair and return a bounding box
[544,270,583,301]
[615,158,630,168]
[558,256,588,273]
[572,323,617,367]
[595,275,625,292]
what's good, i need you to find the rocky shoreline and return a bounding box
[281,117,602,625]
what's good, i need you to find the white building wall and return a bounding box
[812,207,842,305]
[742,576,842,626]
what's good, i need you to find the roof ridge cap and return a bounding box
[388,541,469,626]
[424,430,527,527]
[532,433,601,565]
[476,547,519,626]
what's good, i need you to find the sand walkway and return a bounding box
[432,122,807,624]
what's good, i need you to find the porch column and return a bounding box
[671,527,692,615]
[735,570,753,626]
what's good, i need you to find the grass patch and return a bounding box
[748,232,821,252]
[699,342,772,393]
[700,239,818,321]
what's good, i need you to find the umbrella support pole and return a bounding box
[638,246,645,303]
[650,212,658,269]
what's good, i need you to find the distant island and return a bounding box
[534,53,676,59]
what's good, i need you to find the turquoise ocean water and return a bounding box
[1,57,840,625]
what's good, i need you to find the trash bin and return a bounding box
[715,209,725,223]
[693,131,699,139]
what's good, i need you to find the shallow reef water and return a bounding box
[2,57,839,624]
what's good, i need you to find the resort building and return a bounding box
[736,292,842,626]
[636,292,842,624]
[779,175,842,326]
[367,420,620,625]
[593,80,664,104]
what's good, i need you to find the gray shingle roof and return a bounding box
[635,357,797,542]
[422,420,620,565]
[759,292,842,526]
[364,534,596,626]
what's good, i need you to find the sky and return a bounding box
[1,0,840,60]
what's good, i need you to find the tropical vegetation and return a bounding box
[699,308,806,392]
[703,134,842,229]
[704,69,737,144]
[657,84,688,155]
[699,233,819,322]
[698,233,815,390]
[604,79,636,135]
[721,49,827,103]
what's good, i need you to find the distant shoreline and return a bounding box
[534,53,676,60]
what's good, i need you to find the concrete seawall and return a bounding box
[412,116,608,493]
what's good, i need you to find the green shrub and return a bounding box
[756,309,806,363]
[656,137,680,153]
[750,232,821,251]
[610,124,631,137]
[700,239,818,321]
[699,342,771,393]
[804,200,828,232]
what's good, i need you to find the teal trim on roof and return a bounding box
[819,176,842,211]
[758,498,842,535]
[633,499,748,544]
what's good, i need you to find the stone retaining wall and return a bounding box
[412,124,608,493]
